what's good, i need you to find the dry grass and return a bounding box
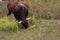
[0,0,60,19]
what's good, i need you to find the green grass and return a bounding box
[0,17,18,32]
[0,16,36,32]
[0,20,60,40]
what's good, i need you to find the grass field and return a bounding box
[0,16,36,32]
[0,20,60,40]
[0,0,60,40]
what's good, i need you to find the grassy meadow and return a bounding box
[0,16,36,32]
[0,0,60,40]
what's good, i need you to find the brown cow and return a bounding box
[7,2,28,28]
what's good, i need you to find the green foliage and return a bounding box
[0,17,18,32]
[0,16,37,32]
[28,16,37,26]
[24,3,30,8]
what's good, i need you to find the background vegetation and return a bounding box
[0,0,60,19]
